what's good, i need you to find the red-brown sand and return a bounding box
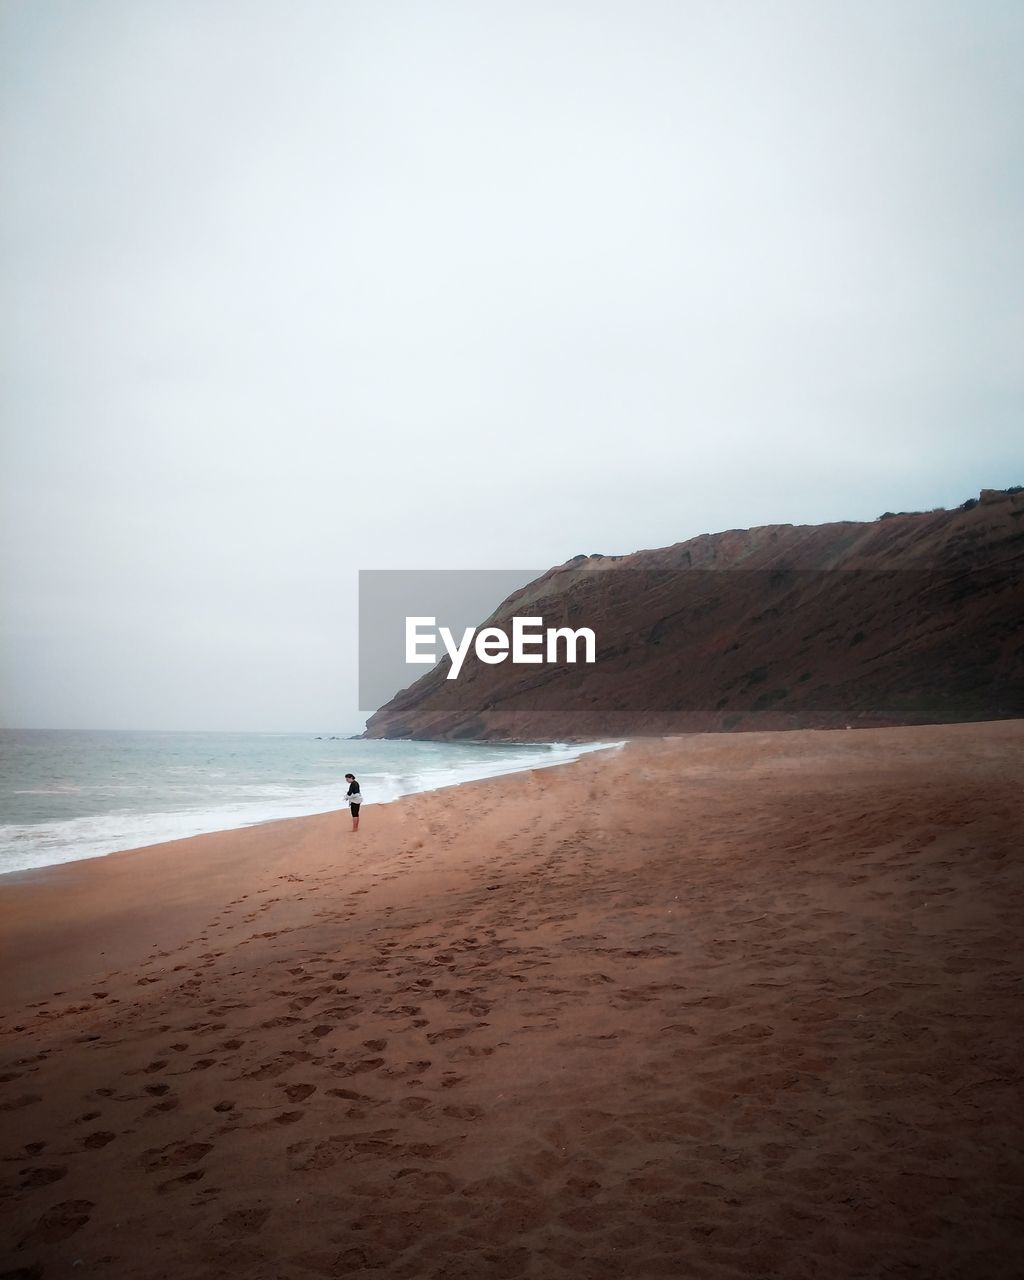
[1,723,1022,1279]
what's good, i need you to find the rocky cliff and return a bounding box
[363,489,1024,740]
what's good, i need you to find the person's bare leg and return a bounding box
[352,813,359,832]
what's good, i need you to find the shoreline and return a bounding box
[0,742,628,1009]
[0,737,625,881]
[2,721,1022,1278]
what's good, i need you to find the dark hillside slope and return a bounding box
[364,489,1024,740]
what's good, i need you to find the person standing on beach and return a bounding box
[345,773,361,832]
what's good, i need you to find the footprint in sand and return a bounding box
[18,1199,94,1247]
[19,1166,68,1189]
[280,1082,316,1102]
[81,1130,116,1149]
[0,1094,41,1112]
[146,1098,179,1116]
[448,1044,498,1062]
[157,1169,206,1194]
[397,1097,432,1115]
[218,1206,270,1235]
[243,1051,313,1080]
[426,1026,474,1044]
[251,1110,304,1129]
[140,1141,214,1172]
[442,1104,483,1120]
[301,1025,334,1043]
[323,1085,376,1105]
[336,1058,385,1076]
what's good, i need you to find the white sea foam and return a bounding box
[0,739,622,875]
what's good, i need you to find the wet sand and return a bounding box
[2,723,1022,1279]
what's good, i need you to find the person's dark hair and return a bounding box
[344,773,355,780]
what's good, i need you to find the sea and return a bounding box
[0,730,620,876]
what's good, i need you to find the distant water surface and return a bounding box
[0,730,620,875]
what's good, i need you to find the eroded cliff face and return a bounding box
[363,490,1024,740]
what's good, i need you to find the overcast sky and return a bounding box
[2,0,1021,732]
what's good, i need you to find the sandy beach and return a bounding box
[2,723,1022,1279]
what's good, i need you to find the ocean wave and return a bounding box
[0,740,622,875]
